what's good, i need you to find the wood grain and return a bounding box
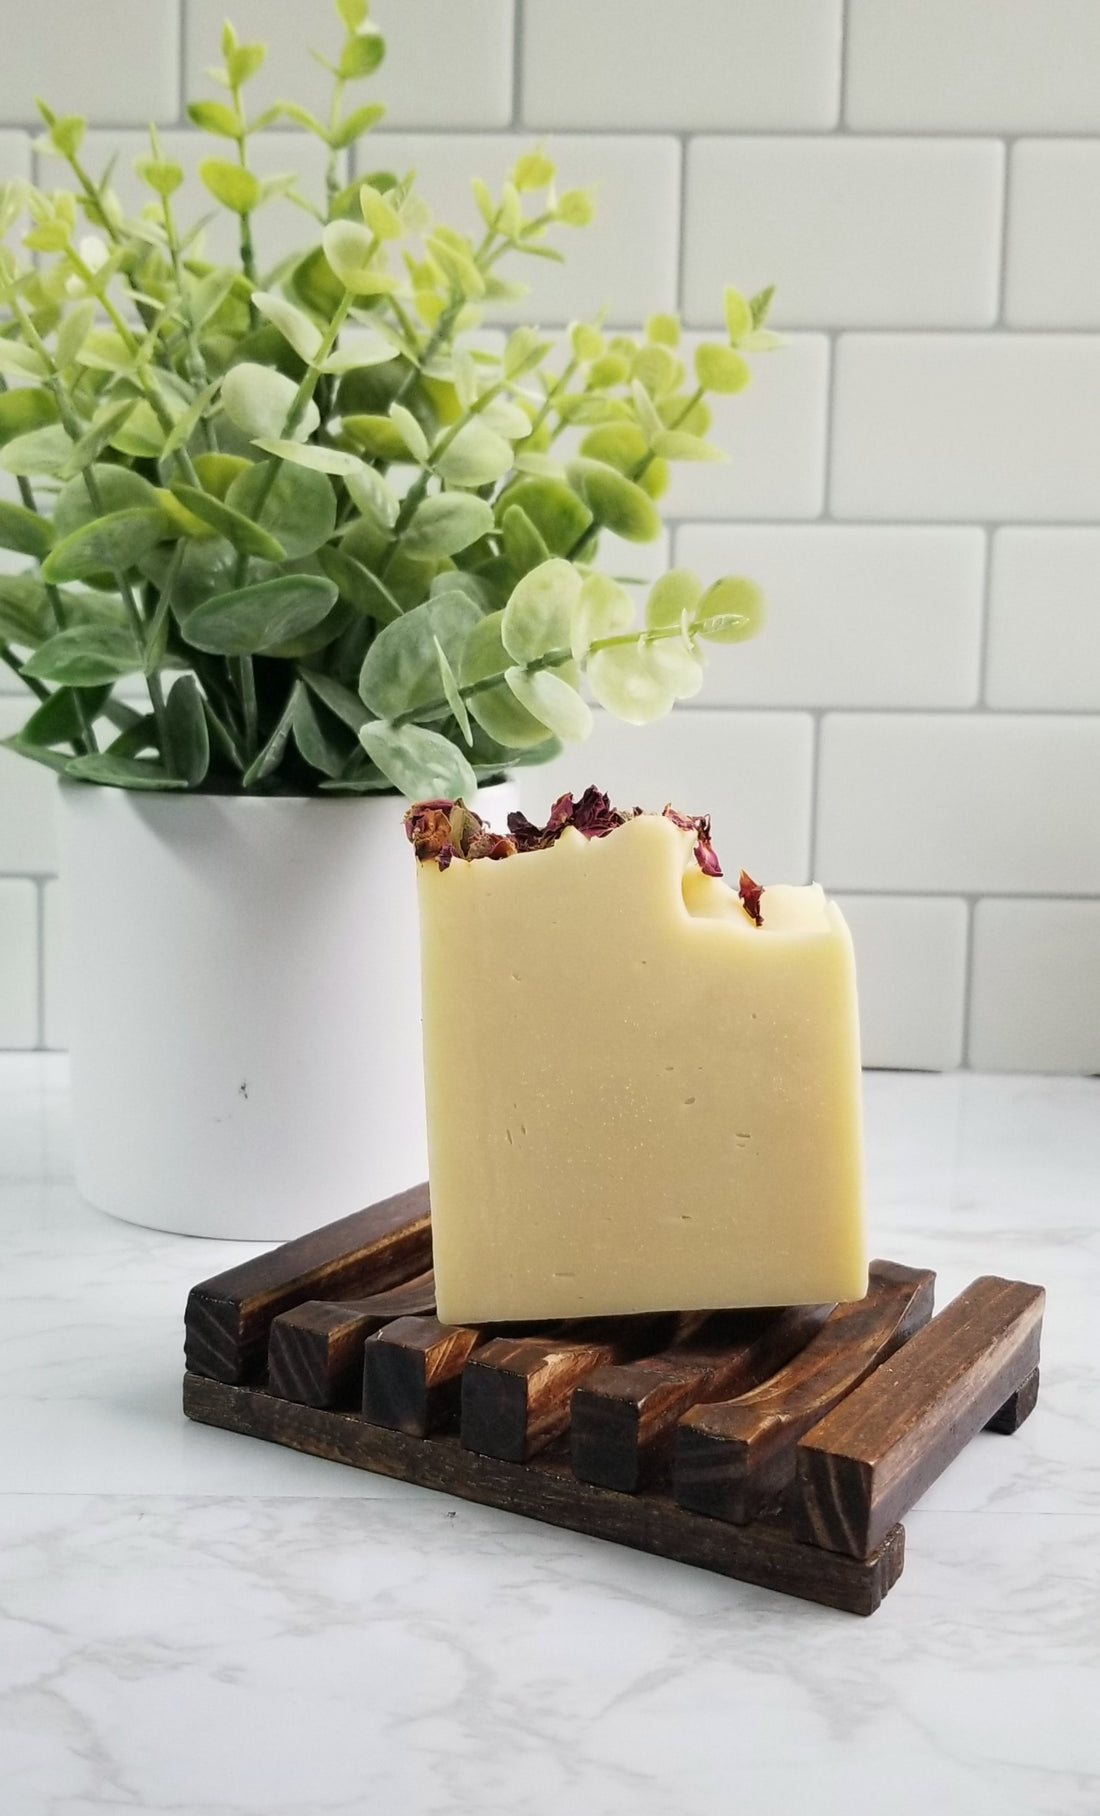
[673,1261,935,1525]
[183,1371,905,1616]
[793,1276,1045,1558]
[267,1272,437,1408]
[462,1315,698,1465]
[363,1315,485,1436]
[183,1184,432,1384]
[571,1304,832,1494]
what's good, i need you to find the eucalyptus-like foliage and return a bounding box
[0,1,774,798]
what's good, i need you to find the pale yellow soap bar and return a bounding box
[416,811,867,1323]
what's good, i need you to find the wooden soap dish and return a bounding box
[182,1185,1044,1617]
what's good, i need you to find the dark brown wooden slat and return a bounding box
[673,1261,935,1525]
[793,1276,1044,1559]
[267,1272,437,1408]
[183,1184,432,1384]
[462,1314,700,1464]
[363,1315,485,1436]
[183,1372,905,1616]
[571,1303,832,1494]
[985,1365,1040,1435]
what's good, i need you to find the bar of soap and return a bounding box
[412,800,867,1324]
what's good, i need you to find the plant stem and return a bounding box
[232,288,356,589]
[630,384,706,484]
[230,82,258,290]
[0,643,49,700]
[378,377,507,577]
[325,74,346,213]
[391,619,694,728]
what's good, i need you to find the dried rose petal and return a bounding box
[694,838,723,879]
[506,809,552,851]
[739,868,764,927]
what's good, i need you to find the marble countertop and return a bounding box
[2,1055,1098,1816]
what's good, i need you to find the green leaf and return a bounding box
[169,483,287,561]
[337,0,369,29]
[749,283,776,329]
[694,575,766,644]
[331,101,386,149]
[318,544,400,625]
[226,41,265,86]
[694,343,750,395]
[242,681,301,788]
[135,153,184,196]
[651,429,725,462]
[500,503,549,578]
[66,753,188,790]
[187,100,242,139]
[340,412,409,461]
[292,684,349,777]
[501,558,581,664]
[359,592,481,719]
[221,361,320,442]
[0,424,73,477]
[390,402,429,463]
[0,499,53,561]
[579,421,648,473]
[165,673,209,785]
[182,574,339,655]
[645,567,703,632]
[42,509,166,584]
[1,733,74,775]
[646,635,704,700]
[503,326,552,380]
[724,285,753,347]
[322,220,396,295]
[55,299,96,369]
[467,680,548,750]
[200,157,261,215]
[57,399,138,479]
[0,341,49,381]
[159,380,221,461]
[339,27,385,79]
[226,459,336,557]
[434,636,472,744]
[359,720,475,801]
[434,420,512,487]
[343,462,400,530]
[20,683,111,748]
[566,458,660,543]
[298,666,370,732]
[24,624,142,687]
[404,493,494,558]
[360,182,402,240]
[425,233,485,299]
[0,574,55,648]
[53,465,162,541]
[251,438,364,476]
[505,667,592,742]
[587,642,674,725]
[497,478,592,557]
[571,571,633,661]
[512,150,555,191]
[251,290,323,363]
[0,387,59,448]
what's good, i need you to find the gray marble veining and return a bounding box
[1,1056,1098,1815]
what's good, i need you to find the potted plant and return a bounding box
[0,0,774,1238]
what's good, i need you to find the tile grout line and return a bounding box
[994,135,1016,329]
[675,131,689,317]
[960,896,979,1067]
[806,709,824,882]
[510,0,524,130]
[34,876,46,1052]
[837,0,851,130]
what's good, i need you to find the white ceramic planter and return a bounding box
[58,778,517,1240]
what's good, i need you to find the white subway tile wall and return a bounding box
[0,2,1097,1073]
